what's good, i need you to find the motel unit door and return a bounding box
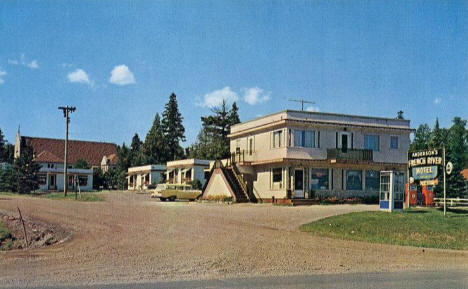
[294,168,304,198]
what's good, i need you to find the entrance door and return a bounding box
[341,134,348,153]
[49,175,56,190]
[294,169,304,198]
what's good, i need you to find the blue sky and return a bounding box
[1,1,467,147]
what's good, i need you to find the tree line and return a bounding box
[0,93,241,193]
[97,94,240,189]
[410,117,468,198]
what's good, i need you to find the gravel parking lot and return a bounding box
[0,192,466,287]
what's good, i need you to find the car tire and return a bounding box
[169,196,176,202]
[160,197,166,202]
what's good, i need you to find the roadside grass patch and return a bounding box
[299,208,468,250]
[0,221,13,250]
[0,191,104,202]
[39,192,105,202]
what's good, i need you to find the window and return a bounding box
[294,130,303,147]
[78,176,88,186]
[346,170,362,190]
[272,130,282,148]
[364,135,379,151]
[365,170,380,191]
[272,168,282,183]
[38,174,47,185]
[248,138,254,155]
[294,130,315,148]
[310,169,328,190]
[390,136,398,149]
[380,174,390,200]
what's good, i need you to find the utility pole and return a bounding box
[58,106,76,196]
[288,99,315,111]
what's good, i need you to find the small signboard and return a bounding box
[408,149,443,181]
[420,179,438,186]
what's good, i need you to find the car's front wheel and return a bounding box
[160,197,166,202]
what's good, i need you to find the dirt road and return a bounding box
[0,192,466,287]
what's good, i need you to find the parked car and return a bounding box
[150,184,202,201]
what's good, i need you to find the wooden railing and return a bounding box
[327,149,373,162]
[230,149,255,164]
[434,198,468,207]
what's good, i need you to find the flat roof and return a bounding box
[230,109,411,136]
[231,109,410,128]
[166,158,212,168]
[128,164,166,173]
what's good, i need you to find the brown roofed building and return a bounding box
[14,130,118,191]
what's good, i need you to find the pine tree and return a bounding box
[0,164,14,192]
[428,118,443,149]
[410,124,431,151]
[0,128,6,162]
[446,117,467,197]
[161,93,185,161]
[11,144,41,194]
[130,133,146,166]
[144,113,167,164]
[190,100,241,159]
[228,102,240,126]
[116,143,131,171]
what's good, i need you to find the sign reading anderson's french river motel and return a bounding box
[408,149,443,183]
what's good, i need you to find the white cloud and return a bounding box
[306,106,320,112]
[0,70,6,85]
[242,87,271,105]
[200,86,239,107]
[433,97,442,104]
[27,60,39,69]
[67,69,91,85]
[8,55,38,69]
[109,65,135,86]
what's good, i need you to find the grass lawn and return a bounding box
[39,192,105,202]
[300,208,468,250]
[0,221,13,250]
[0,191,105,202]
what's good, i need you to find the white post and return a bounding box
[443,147,446,217]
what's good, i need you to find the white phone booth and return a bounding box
[379,171,405,212]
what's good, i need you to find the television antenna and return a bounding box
[288,99,315,111]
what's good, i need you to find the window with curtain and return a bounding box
[310,169,328,190]
[294,130,315,148]
[365,170,379,191]
[272,130,282,148]
[390,136,398,149]
[272,168,282,183]
[294,130,303,147]
[364,135,379,151]
[346,170,362,190]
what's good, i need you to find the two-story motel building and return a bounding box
[226,110,411,201]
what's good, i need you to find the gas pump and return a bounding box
[379,171,405,212]
[405,183,418,206]
[422,185,434,206]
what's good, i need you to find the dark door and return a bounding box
[294,169,304,198]
[341,134,348,153]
